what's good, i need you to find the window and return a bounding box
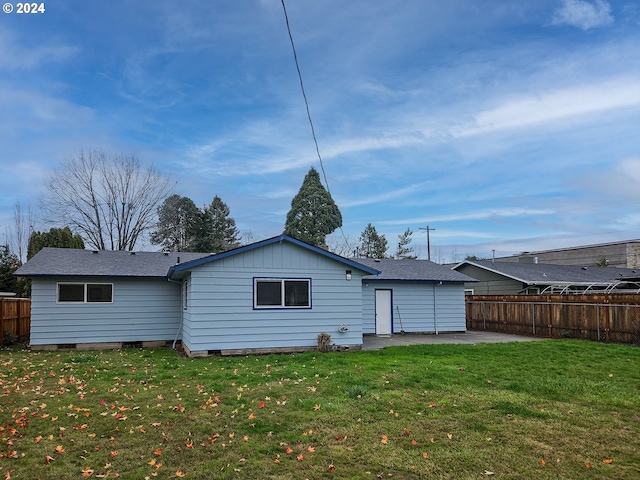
[57,283,113,303]
[254,278,311,309]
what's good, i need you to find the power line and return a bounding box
[280,0,331,194]
[280,0,349,247]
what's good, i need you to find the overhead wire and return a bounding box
[280,0,350,247]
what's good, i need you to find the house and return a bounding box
[453,259,640,295]
[15,235,380,356]
[357,259,473,334]
[15,235,475,355]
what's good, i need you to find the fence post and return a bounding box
[596,305,600,341]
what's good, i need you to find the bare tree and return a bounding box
[326,232,358,257]
[6,200,33,264]
[42,151,173,251]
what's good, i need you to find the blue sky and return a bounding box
[1,0,639,262]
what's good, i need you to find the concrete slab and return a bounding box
[361,331,544,350]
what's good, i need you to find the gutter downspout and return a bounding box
[433,282,442,335]
[168,278,184,349]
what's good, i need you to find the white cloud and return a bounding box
[578,157,640,201]
[458,78,640,137]
[552,0,614,30]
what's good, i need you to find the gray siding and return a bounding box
[457,264,524,294]
[362,281,466,334]
[183,242,364,352]
[30,277,182,345]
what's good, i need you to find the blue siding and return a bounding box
[183,242,364,352]
[30,277,182,345]
[362,281,465,334]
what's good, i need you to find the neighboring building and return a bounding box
[453,260,640,295]
[357,259,472,334]
[15,235,475,355]
[496,239,640,269]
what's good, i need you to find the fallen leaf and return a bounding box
[307,446,315,453]
[329,463,335,473]
[381,435,389,445]
[411,440,418,445]
[313,404,321,411]
[603,458,613,464]
[175,471,186,477]
[447,433,453,440]
[55,445,65,454]
[422,452,428,459]
[585,463,592,469]
[483,470,495,476]
[403,428,410,436]
[45,455,55,464]
[540,459,546,465]
[297,454,304,461]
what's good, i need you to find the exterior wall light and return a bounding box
[345,269,352,281]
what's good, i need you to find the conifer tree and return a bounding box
[358,223,389,258]
[395,228,417,259]
[284,167,342,246]
[27,227,85,260]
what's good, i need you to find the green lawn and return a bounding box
[1,340,639,479]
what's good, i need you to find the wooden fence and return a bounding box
[0,298,31,345]
[466,294,640,343]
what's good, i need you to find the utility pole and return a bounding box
[419,226,436,261]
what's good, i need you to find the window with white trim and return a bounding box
[254,278,311,308]
[58,283,113,303]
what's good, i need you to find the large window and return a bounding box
[58,283,113,303]
[254,278,311,309]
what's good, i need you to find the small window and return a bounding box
[58,284,85,302]
[254,278,311,309]
[57,283,113,303]
[87,284,112,302]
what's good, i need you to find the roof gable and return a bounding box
[168,235,380,277]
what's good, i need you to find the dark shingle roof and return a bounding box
[15,248,211,278]
[454,260,640,285]
[357,258,475,283]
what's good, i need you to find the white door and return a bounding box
[375,289,392,335]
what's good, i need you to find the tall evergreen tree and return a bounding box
[395,228,417,259]
[27,227,85,260]
[284,167,342,246]
[358,223,389,258]
[0,246,20,294]
[192,196,240,253]
[150,195,199,252]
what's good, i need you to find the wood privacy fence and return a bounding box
[0,298,31,345]
[466,294,640,343]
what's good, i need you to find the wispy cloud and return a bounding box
[378,208,556,226]
[552,0,614,30]
[457,78,640,137]
[0,30,77,71]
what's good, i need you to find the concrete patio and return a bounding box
[361,331,544,350]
